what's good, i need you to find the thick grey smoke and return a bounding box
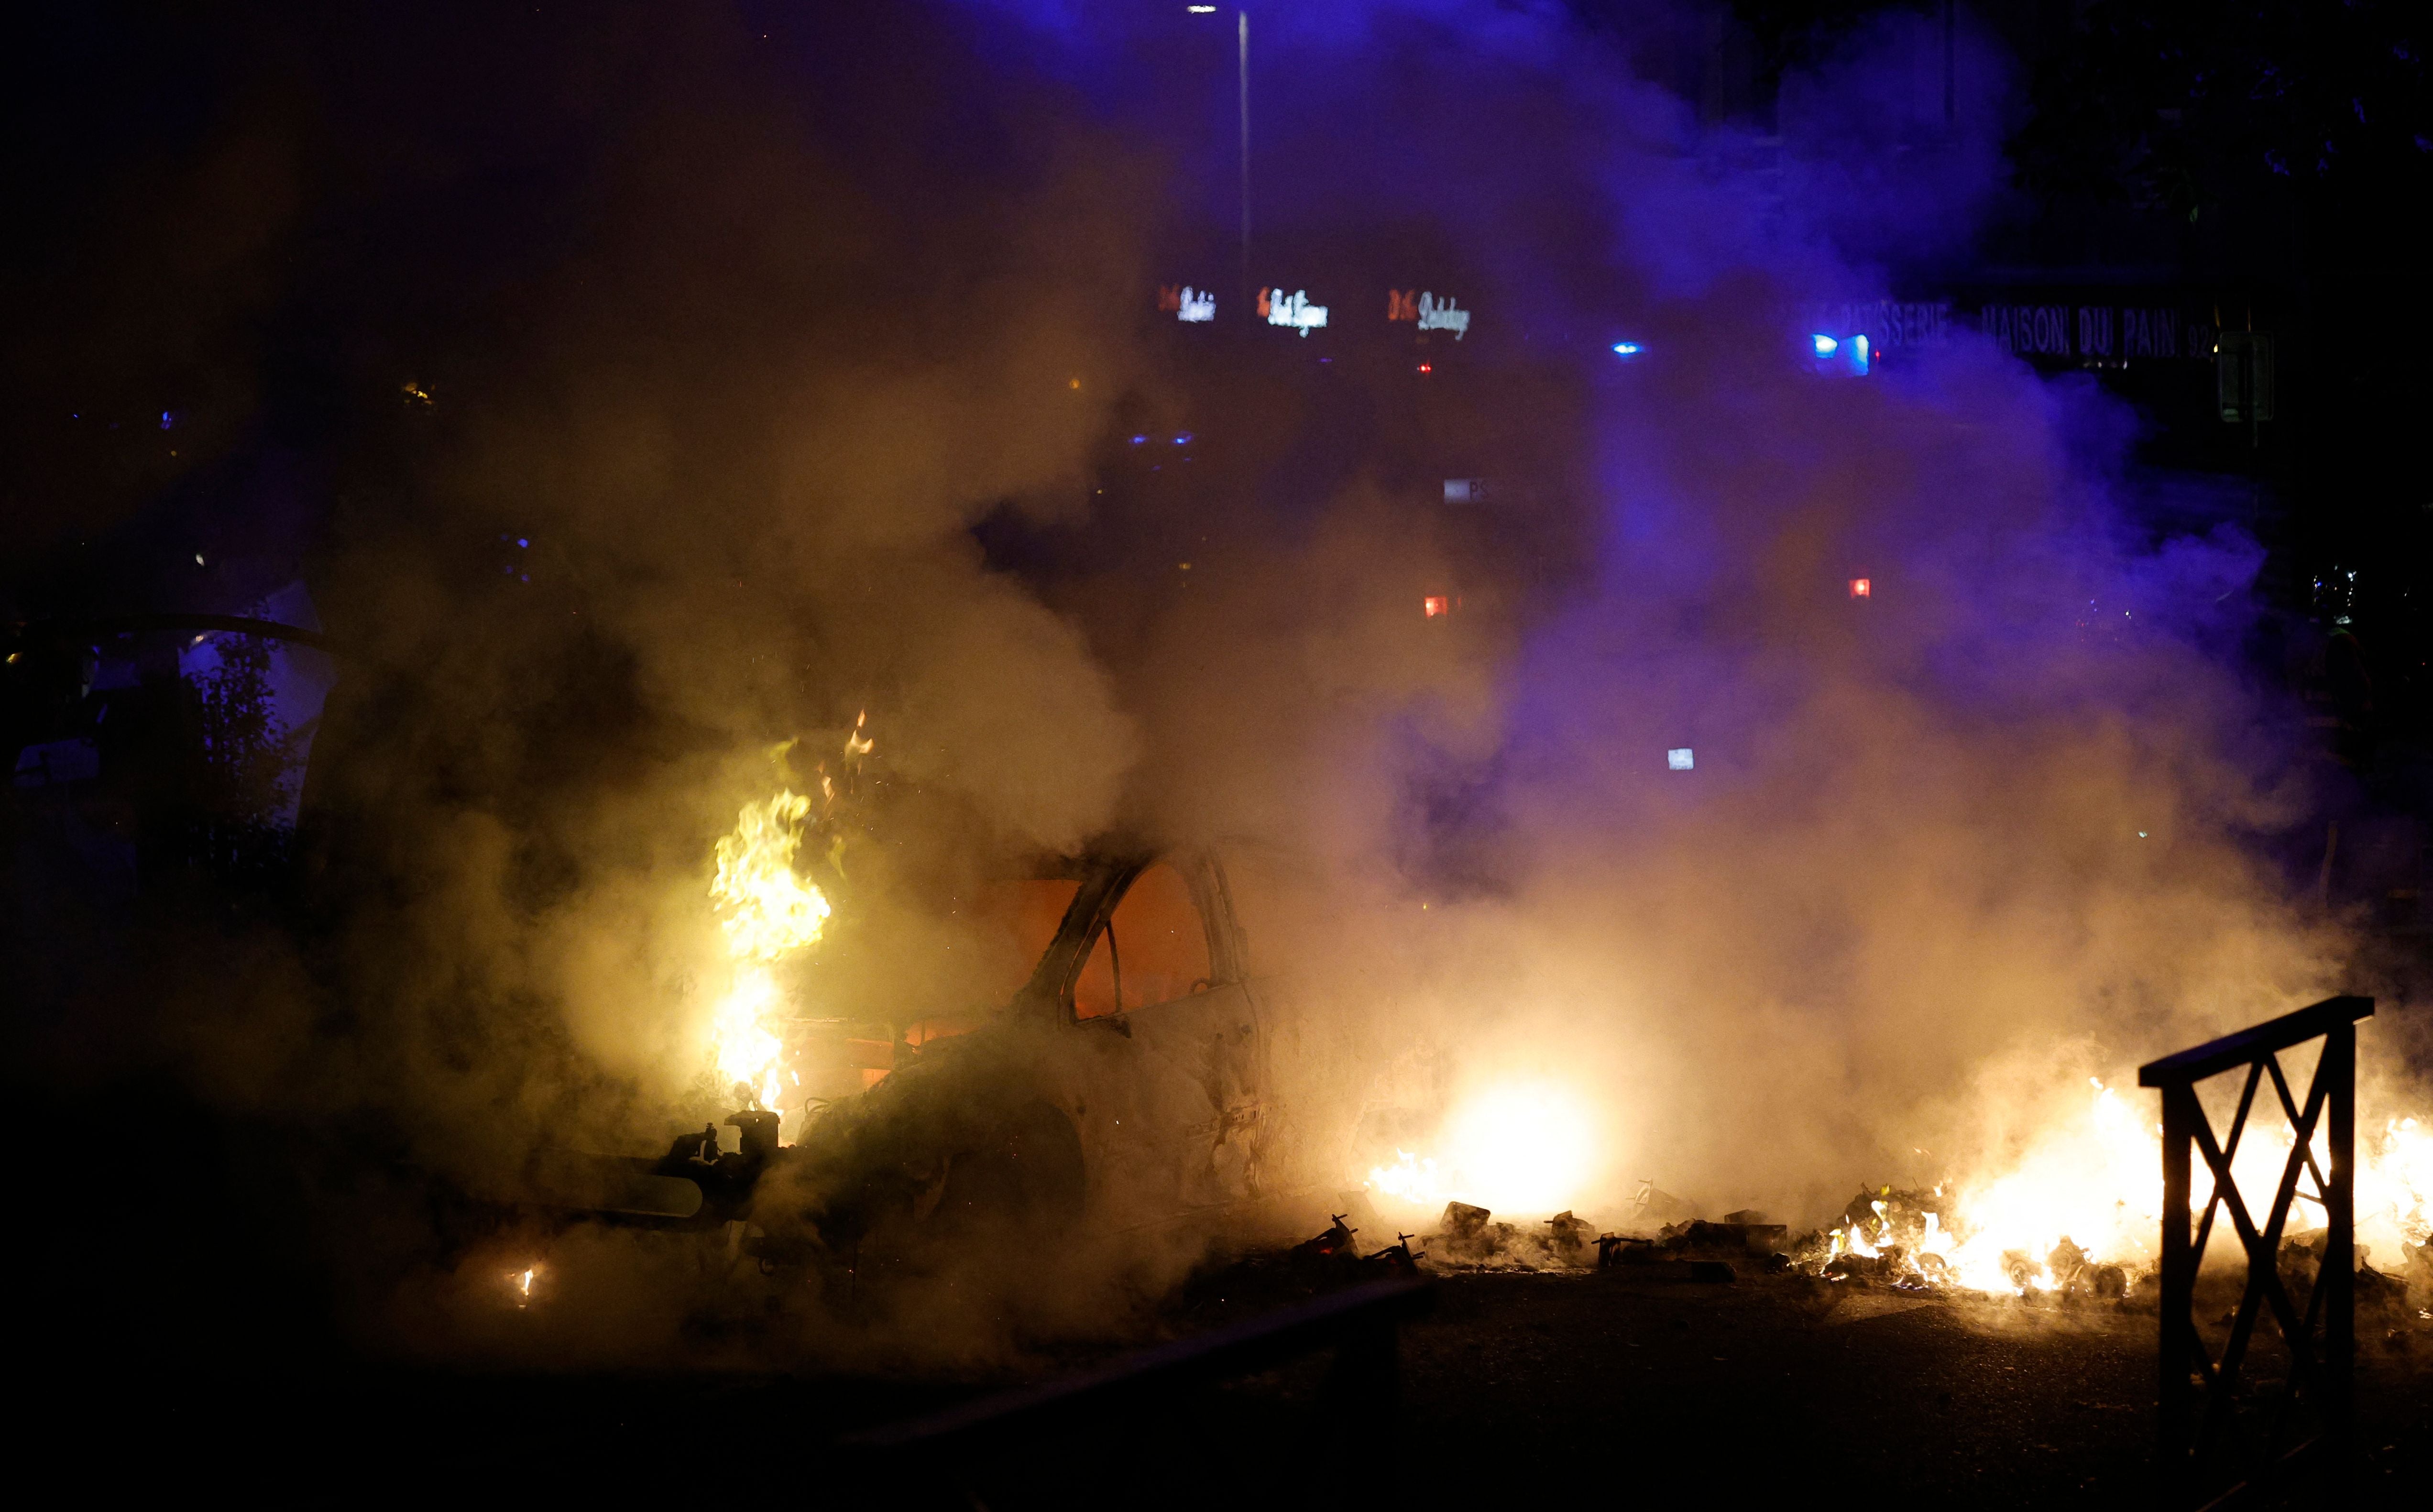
[998,2,2374,1229]
[15,0,2411,1370]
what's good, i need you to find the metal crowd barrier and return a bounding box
[2139,994,2372,1508]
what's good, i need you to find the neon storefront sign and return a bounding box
[1157,284,1217,323]
[1260,286,1328,335]
[1388,289,1472,340]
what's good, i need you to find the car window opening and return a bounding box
[1075,862,1210,1018]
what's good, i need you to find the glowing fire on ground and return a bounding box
[1830,1081,2432,1294]
[1918,1077,2160,1293]
[1367,1069,2428,1293]
[1367,1079,1598,1216]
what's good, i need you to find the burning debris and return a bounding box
[1341,1067,2430,1307]
[1782,1093,2433,1302]
[1792,1185,2133,1297]
[1359,1076,2432,1310]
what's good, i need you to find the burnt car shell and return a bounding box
[783,847,1284,1252]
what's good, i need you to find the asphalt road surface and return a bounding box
[82,1266,2433,1506]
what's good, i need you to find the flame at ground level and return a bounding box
[1368,1070,2428,1287]
[1835,1086,2431,1293]
[1367,1079,1599,1216]
[1929,1078,2162,1292]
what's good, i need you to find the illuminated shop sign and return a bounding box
[1259,286,1328,335]
[1157,284,1217,323]
[1798,300,1954,351]
[1387,289,1472,340]
[1801,297,2211,362]
[1418,293,1469,339]
[1979,304,2203,360]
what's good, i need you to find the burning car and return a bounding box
[782,844,1305,1253]
[530,826,1345,1277]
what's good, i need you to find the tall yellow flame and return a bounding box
[706,790,832,1112]
[711,790,831,961]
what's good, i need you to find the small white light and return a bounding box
[2137,831,2148,838]
[194,553,205,565]
[1666,748,1694,771]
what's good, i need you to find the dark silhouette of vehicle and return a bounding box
[533,845,1321,1270]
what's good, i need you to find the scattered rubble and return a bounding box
[1544,1210,1593,1264]
[1630,1179,1700,1227]
[1410,1203,1603,1272]
[1432,1202,1518,1266]
[1288,1214,1426,1282]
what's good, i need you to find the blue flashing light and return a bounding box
[160,411,174,429]
[1173,432,1192,445]
[1611,341,1641,357]
[1809,332,1875,376]
[516,537,529,548]
[1129,434,1148,445]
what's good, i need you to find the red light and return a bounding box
[1423,595,1448,618]
[1849,578,1871,599]
[1417,363,1433,373]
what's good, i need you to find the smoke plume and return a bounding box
[6,0,2411,1372]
